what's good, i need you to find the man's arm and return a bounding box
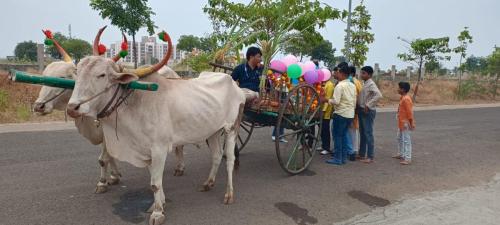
[231,65,241,82]
[329,83,342,106]
[366,84,383,109]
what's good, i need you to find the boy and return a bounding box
[326,64,356,165]
[358,66,382,163]
[393,82,415,165]
[318,67,336,155]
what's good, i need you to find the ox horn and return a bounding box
[112,32,128,62]
[93,26,108,56]
[42,29,72,63]
[134,31,173,78]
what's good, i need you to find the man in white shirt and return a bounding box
[327,64,357,165]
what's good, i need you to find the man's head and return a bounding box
[349,66,356,77]
[336,63,350,81]
[398,82,411,95]
[361,66,374,81]
[246,47,262,67]
[332,67,339,80]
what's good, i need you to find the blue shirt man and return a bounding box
[231,47,263,93]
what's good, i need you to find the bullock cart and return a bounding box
[210,62,322,175]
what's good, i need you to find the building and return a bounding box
[105,36,188,66]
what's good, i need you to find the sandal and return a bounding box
[360,159,373,164]
[400,160,411,165]
[392,154,402,159]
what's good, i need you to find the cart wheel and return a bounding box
[236,121,254,153]
[275,84,322,175]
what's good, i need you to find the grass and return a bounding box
[16,105,31,121]
[0,89,8,111]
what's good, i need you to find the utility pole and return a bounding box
[345,0,353,63]
[68,24,72,39]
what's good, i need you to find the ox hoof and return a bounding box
[173,169,184,177]
[95,184,109,194]
[149,211,165,225]
[223,192,234,205]
[198,184,213,192]
[108,176,120,185]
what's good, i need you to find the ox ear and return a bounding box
[112,72,139,84]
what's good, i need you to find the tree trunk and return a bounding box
[132,34,137,69]
[457,56,463,100]
[412,59,423,103]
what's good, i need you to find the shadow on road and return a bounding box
[275,202,318,225]
[111,188,154,224]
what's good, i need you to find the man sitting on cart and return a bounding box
[231,46,262,99]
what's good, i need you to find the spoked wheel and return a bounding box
[275,84,322,175]
[236,120,254,153]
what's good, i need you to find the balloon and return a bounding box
[304,70,319,85]
[321,68,332,81]
[297,62,306,75]
[316,69,324,83]
[287,64,302,79]
[282,55,298,66]
[270,60,287,73]
[303,61,316,73]
[292,78,299,85]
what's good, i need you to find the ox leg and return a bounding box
[223,129,237,205]
[95,143,110,194]
[108,157,122,185]
[199,130,223,192]
[173,146,185,177]
[148,145,169,225]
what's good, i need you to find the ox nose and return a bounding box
[67,103,81,118]
[33,103,45,113]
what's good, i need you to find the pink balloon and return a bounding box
[321,69,332,81]
[298,62,306,75]
[304,70,319,85]
[282,55,298,66]
[317,69,324,83]
[303,61,316,73]
[270,60,287,73]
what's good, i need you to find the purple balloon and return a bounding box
[316,69,325,83]
[270,60,287,73]
[304,70,319,85]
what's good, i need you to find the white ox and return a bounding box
[34,63,188,192]
[66,31,246,225]
[33,30,187,196]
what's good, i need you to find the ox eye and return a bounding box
[97,74,106,78]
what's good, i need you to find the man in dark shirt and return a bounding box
[231,47,263,93]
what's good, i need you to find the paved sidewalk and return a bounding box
[334,174,500,225]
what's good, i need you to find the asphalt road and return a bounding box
[1,107,500,225]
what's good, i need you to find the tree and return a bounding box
[14,41,38,62]
[463,55,488,75]
[177,35,202,52]
[199,35,221,52]
[453,27,473,99]
[487,47,500,99]
[90,0,156,68]
[310,40,336,69]
[342,0,374,67]
[282,32,323,61]
[204,0,343,77]
[64,39,92,63]
[398,37,451,102]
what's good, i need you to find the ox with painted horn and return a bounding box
[67,29,246,225]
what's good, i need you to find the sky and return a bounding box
[1,0,498,70]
